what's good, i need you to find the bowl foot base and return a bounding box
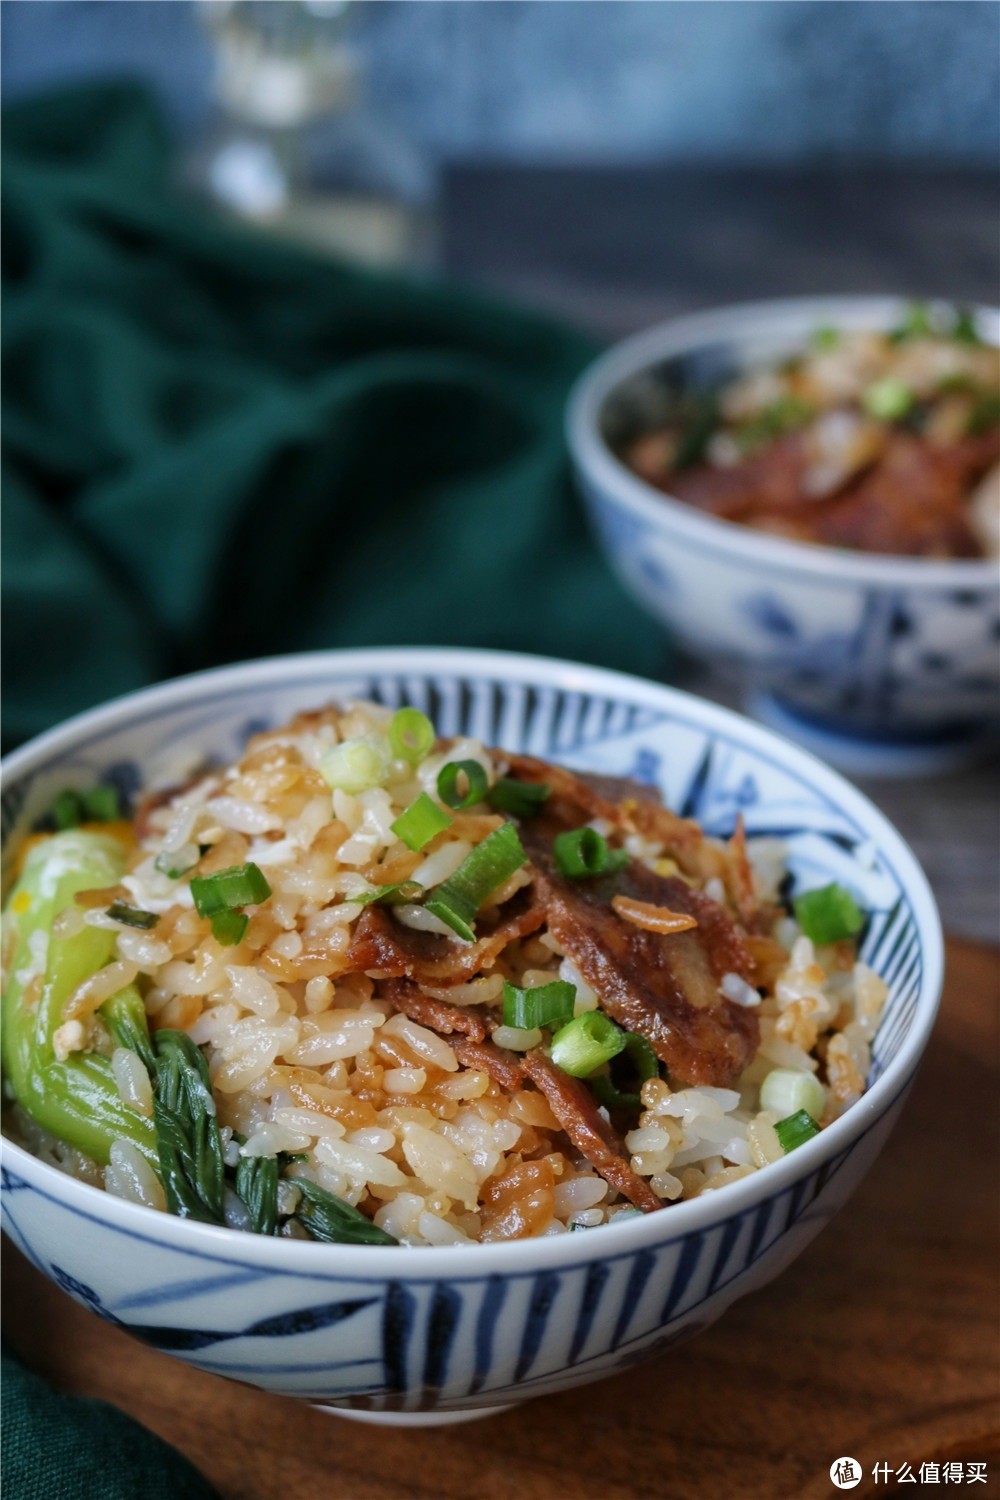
[311,1401,515,1427]
[746,690,997,778]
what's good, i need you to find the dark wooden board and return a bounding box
[4,938,998,1500]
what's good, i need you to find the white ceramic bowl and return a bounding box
[0,648,943,1425]
[568,296,1000,773]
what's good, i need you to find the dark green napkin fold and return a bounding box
[2,81,664,752]
[2,1347,219,1500]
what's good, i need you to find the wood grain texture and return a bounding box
[4,938,998,1500]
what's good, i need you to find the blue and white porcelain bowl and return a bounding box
[0,648,943,1425]
[568,296,1000,774]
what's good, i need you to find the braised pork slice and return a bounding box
[523,828,758,1088]
[520,1051,663,1212]
[348,886,545,984]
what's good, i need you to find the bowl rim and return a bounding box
[0,646,944,1276]
[567,293,1000,588]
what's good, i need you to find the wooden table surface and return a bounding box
[4,937,998,1500]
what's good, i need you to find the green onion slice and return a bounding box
[82,785,121,822]
[792,882,864,945]
[388,708,435,766]
[210,910,249,946]
[487,779,550,818]
[190,862,272,918]
[502,979,576,1031]
[425,822,526,942]
[154,846,199,881]
[863,377,913,421]
[774,1109,821,1154]
[353,880,423,908]
[550,1010,627,1078]
[391,793,453,852]
[552,826,629,880]
[106,901,159,931]
[437,760,489,810]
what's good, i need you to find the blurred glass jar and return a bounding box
[187,0,437,270]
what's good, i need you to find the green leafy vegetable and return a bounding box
[1,831,157,1165]
[292,1177,399,1245]
[592,1032,659,1112]
[235,1155,279,1236]
[151,1030,225,1224]
[353,880,423,908]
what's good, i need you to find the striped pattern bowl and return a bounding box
[0,649,943,1425]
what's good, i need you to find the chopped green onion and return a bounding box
[591,1032,659,1112]
[487,779,550,818]
[388,708,435,766]
[552,826,629,880]
[792,882,864,945]
[953,307,981,344]
[550,1010,627,1078]
[154,846,199,880]
[210,910,248,946]
[737,395,815,452]
[190,862,271,918]
[502,979,576,1030]
[319,735,390,795]
[892,301,933,341]
[774,1109,821,1154]
[81,785,120,822]
[760,1068,825,1123]
[811,326,840,352]
[437,760,489,810]
[391,793,453,852]
[863,377,914,421]
[353,880,423,908]
[52,791,82,830]
[106,901,159,931]
[425,822,526,942]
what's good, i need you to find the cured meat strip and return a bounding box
[382,980,488,1042]
[520,1051,663,1212]
[451,1037,525,1092]
[348,885,545,984]
[502,753,707,876]
[449,1038,661,1212]
[523,827,758,1088]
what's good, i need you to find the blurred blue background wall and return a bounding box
[2,0,997,164]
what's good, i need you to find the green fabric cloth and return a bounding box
[2,81,664,754]
[1,81,667,1498]
[1,1348,219,1500]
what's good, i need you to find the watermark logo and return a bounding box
[830,1458,862,1490]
